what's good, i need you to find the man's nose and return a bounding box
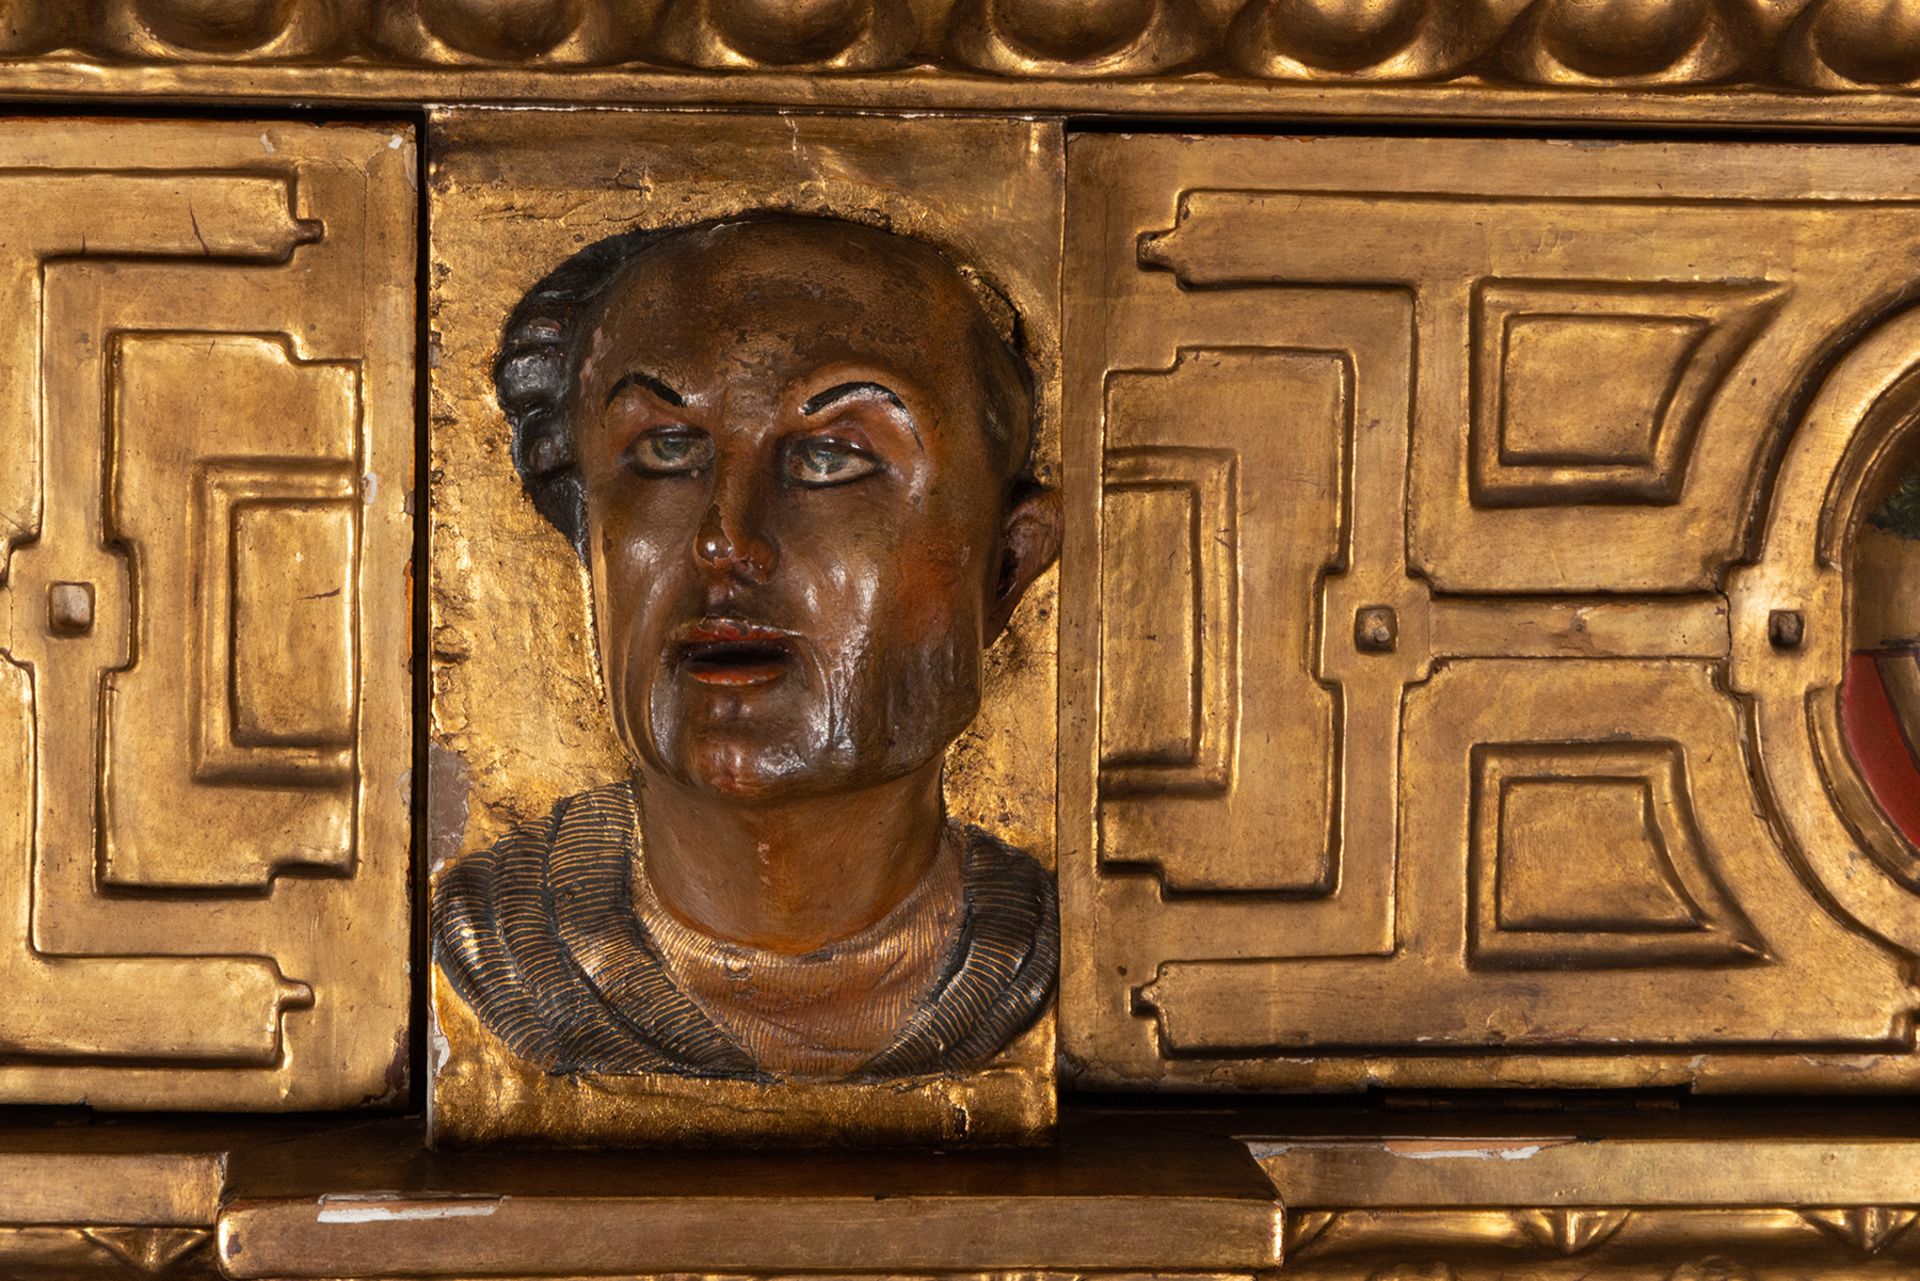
[693,489,777,585]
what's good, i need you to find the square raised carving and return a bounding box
[1469,742,1762,968]
[193,460,359,783]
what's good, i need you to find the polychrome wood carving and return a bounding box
[0,8,1917,1270]
[434,215,1061,1080]
[426,109,1064,1145]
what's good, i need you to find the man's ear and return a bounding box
[988,484,1064,642]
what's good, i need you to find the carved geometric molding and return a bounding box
[79,1227,213,1275]
[1511,1208,1634,1256]
[1470,743,1764,969]
[0,660,304,1068]
[1100,444,1238,794]
[1097,348,1347,894]
[106,336,362,887]
[1063,132,1920,1092]
[1471,281,1785,507]
[1140,181,1897,595]
[1135,658,1909,1058]
[0,120,413,1110]
[1500,315,1701,468]
[5,0,1920,99]
[1264,1204,1920,1277]
[1800,1207,1920,1255]
[194,460,359,778]
[0,1226,214,1279]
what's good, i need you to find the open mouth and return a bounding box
[675,619,799,688]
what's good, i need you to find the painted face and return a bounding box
[573,220,1029,801]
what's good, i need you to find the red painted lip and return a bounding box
[679,618,796,646]
[675,618,799,687]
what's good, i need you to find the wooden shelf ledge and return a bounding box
[214,1115,1283,1280]
[7,1104,1920,1277]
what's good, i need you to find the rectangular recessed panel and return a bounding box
[189,460,356,794]
[1093,352,1342,892]
[1100,484,1197,768]
[231,500,356,749]
[1494,776,1692,933]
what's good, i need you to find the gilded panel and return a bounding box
[1099,349,1346,893]
[0,119,414,1109]
[1061,134,1920,1091]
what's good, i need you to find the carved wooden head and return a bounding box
[495,214,1062,799]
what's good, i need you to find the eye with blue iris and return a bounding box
[624,426,713,477]
[786,435,882,487]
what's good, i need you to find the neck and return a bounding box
[633,762,948,954]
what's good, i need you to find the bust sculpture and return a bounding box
[432,214,1063,1082]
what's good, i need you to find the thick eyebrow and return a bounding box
[605,371,684,408]
[801,381,921,449]
[802,381,906,416]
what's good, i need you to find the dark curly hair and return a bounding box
[492,213,1037,558]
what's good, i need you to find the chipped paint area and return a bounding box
[1387,1139,1569,1161]
[1247,1137,1575,1162]
[315,1194,500,1225]
[427,741,473,876]
[428,998,451,1079]
[394,133,419,190]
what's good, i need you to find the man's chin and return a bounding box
[660,737,840,803]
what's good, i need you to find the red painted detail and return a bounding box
[1841,650,1920,847]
